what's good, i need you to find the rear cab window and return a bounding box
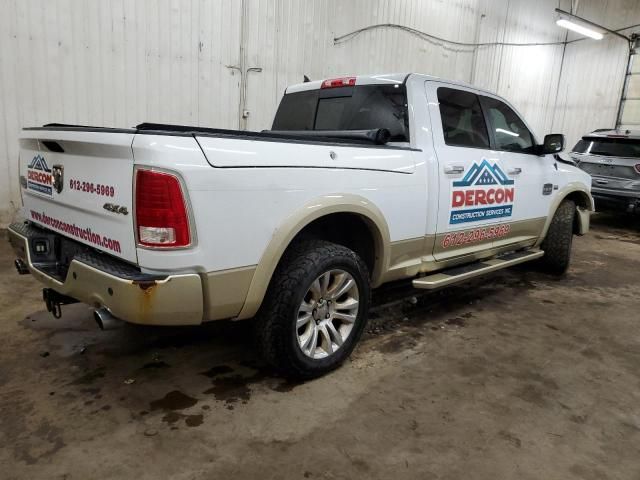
[272,84,410,142]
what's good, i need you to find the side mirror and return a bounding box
[540,133,565,155]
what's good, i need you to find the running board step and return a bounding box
[412,249,544,290]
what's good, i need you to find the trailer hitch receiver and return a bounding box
[42,288,78,319]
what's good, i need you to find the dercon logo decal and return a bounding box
[450,159,515,225]
[27,155,53,196]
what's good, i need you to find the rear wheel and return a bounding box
[540,199,576,275]
[255,240,370,379]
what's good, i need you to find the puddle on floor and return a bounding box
[149,390,198,411]
[148,390,202,428]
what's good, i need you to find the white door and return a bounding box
[426,82,515,262]
[477,94,555,249]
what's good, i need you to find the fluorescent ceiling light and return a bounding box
[554,8,630,43]
[556,18,603,40]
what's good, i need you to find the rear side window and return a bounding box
[480,96,535,153]
[573,138,640,158]
[271,90,318,131]
[437,87,489,149]
[272,85,409,142]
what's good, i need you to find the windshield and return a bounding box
[573,137,640,158]
[272,84,409,142]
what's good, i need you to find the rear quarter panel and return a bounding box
[132,134,428,276]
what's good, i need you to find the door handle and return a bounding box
[444,165,465,174]
[508,167,522,175]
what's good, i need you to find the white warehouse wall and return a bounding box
[1,0,639,225]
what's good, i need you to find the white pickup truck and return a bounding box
[9,73,593,378]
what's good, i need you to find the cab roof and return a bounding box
[285,72,484,94]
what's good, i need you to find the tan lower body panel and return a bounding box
[490,217,546,250]
[381,218,545,283]
[203,265,256,321]
[382,236,432,283]
[432,217,546,260]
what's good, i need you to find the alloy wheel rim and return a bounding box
[296,269,360,359]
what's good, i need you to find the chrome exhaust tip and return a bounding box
[94,308,121,330]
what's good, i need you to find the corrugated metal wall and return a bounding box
[1,0,639,224]
[553,0,639,138]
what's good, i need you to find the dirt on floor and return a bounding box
[1,211,640,480]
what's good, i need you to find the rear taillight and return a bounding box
[321,77,356,89]
[635,164,640,174]
[135,169,191,248]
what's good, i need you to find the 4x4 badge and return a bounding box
[52,165,64,194]
[103,203,129,215]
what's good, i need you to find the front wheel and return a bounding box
[255,240,371,379]
[540,199,576,275]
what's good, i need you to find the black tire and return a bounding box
[540,199,576,275]
[255,239,371,379]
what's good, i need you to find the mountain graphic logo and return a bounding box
[453,159,514,187]
[28,155,51,172]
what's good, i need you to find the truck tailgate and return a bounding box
[19,129,138,263]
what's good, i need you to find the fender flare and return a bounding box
[535,183,594,246]
[236,194,391,319]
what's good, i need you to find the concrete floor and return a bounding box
[1,212,640,480]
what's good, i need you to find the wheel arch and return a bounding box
[236,195,391,319]
[536,183,594,246]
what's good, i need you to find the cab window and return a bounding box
[272,85,410,142]
[437,87,490,149]
[480,96,535,154]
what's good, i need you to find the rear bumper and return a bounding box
[8,222,204,325]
